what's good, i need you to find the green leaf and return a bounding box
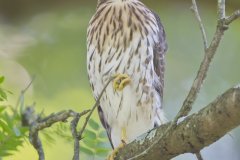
[98,130,107,139]
[4,139,23,149]
[0,120,12,134]
[0,89,7,101]
[82,137,97,148]
[2,113,14,127]
[0,76,4,84]
[96,141,111,149]
[41,131,56,144]
[89,119,100,130]
[80,146,94,155]
[95,148,110,157]
[83,129,96,139]
[6,90,13,95]
[0,150,13,157]
[19,127,29,135]
[13,126,21,137]
[0,105,6,113]
[18,94,25,114]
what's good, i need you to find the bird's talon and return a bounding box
[121,139,126,145]
[113,74,131,91]
[107,142,126,160]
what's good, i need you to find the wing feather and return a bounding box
[97,106,114,148]
[152,11,168,104]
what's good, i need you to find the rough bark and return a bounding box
[115,86,240,160]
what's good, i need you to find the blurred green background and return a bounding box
[0,0,240,160]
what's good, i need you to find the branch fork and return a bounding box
[26,77,114,160]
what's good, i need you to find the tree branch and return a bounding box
[73,77,114,160]
[196,151,204,160]
[25,77,114,160]
[173,0,239,124]
[78,77,114,137]
[218,0,225,19]
[191,0,208,51]
[115,86,240,160]
[225,10,240,25]
[28,109,90,160]
[71,113,81,160]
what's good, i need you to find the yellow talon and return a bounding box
[113,74,131,91]
[107,128,127,160]
[107,143,125,160]
[121,127,127,144]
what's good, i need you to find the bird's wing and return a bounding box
[97,106,114,149]
[152,11,168,104]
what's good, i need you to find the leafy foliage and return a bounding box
[0,75,110,159]
[46,118,111,158]
[0,76,7,101]
[81,118,111,158]
[0,76,28,158]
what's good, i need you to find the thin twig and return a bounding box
[71,113,81,160]
[29,125,45,160]
[218,0,225,19]
[196,151,204,160]
[28,110,89,160]
[22,76,36,93]
[28,77,114,160]
[191,0,208,51]
[78,76,114,137]
[70,77,114,160]
[225,10,240,25]
[16,76,35,110]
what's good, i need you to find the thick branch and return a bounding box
[173,0,239,123]
[115,86,240,160]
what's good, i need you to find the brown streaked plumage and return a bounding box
[87,0,167,149]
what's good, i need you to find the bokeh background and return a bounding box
[0,0,240,160]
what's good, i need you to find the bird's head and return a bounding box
[98,0,131,5]
[97,0,135,8]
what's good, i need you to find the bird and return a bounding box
[87,0,167,159]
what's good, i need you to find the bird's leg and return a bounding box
[113,74,131,91]
[121,127,127,144]
[107,128,127,160]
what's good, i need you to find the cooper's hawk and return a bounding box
[87,0,167,158]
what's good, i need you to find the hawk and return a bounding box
[87,0,167,158]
